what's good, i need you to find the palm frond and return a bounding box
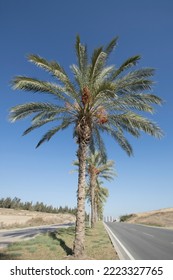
[89,47,107,81]
[75,35,88,75]
[31,111,57,123]
[102,124,133,156]
[94,66,115,86]
[70,64,84,88]
[116,78,154,94]
[92,126,107,162]
[108,94,160,113]
[36,118,73,148]
[23,117,57,135]
[110,55,141,80]
[109,116,140,138]
[104,37,119,57]
[10,102,64,122]
[11,76,71,102]
[28,55,79,102]
[113,112,163,138]
[28,54,53,73]
[28,55,74,88]
[112,130,133,156]
[114,68,155,94]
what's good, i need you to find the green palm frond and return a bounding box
[94,81,116,100]
[28,55,78,102]
[89,37,118,82]
[92,126,107,162]
[110,55,141,80]
[116,77,154,94]
[102,124,133,156]
[32,111,57,123]
[98,164,116,181]
[28,54,54,74]
[36,118,73,148]
[104,37,119,56]
[112,112,163,138]
[11,76,71,101]
[23,118,56,135]
[95,179,109,206]
[110,93,162,113]
[28,55,74,87]
[10,102,66,122]
[70,64,84,89]
[111,131,133,156]
[89,49,107,82]
[75,35,88,75]
[87,151,116,180]
[94,66,115,87]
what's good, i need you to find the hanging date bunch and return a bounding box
[82,86,91,107]
[96,106,108,124]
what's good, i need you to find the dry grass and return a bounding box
[0,208,75,229]
[126,207,173,228]
[0,222,118,260]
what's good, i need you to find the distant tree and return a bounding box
[0,197,77,216]
[23,201,33,211]
[0,198,5,208]
[3,197,12,208]
[11,197,21,209]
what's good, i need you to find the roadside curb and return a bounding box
[103,222,135,260]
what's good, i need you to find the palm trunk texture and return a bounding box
[73,140,87,257]
[90,171,97,228]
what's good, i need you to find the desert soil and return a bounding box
[0,208,75,229]
[126,207,173,228]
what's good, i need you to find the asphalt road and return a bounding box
[105,222,173,260]
[0,223,74,248]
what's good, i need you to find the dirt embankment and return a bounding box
[126,208,173,228]
[0,208,76,229]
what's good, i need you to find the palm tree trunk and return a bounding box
[94,199,98,222]
[73,140,87,257]
[90,171,96,228]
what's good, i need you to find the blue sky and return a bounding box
[0,0,173,218]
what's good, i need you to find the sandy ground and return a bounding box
[0,208,75,229]
[126,207,173,228]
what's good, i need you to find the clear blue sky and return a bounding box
[0,0,173,218]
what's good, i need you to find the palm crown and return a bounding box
[86,151,116,179]
[10,36,162,155]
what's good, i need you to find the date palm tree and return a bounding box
[86,179,109,223]
[86,151,116,227]
[73,151,115,227]
[94,180,109,221]
[9,35,162,257]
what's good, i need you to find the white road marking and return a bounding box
[104,222,135,260]
[142,232,154,237]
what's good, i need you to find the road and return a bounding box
[105,222,173,260]
[0,223,74,248]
